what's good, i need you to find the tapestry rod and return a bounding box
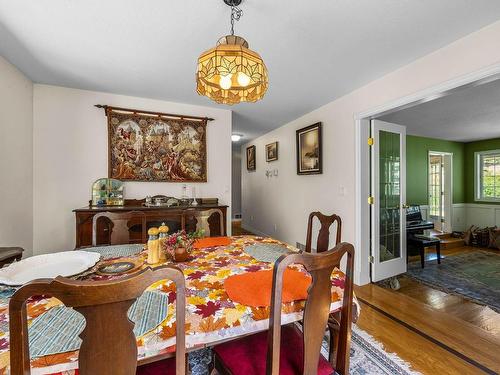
[94,104,214,122]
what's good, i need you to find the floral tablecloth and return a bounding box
[0,236,358,375]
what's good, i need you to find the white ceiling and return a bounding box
[379,78,500,142]
[1,1,500,143]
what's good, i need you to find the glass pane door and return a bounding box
[379,130,401,263]
[371,120,406,282]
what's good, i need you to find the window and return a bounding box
[475,150,500,202]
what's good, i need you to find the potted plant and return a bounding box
[162,230,204,262]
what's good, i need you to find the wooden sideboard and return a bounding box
[73,201,228,249]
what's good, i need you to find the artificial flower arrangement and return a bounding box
[161,229,205,262]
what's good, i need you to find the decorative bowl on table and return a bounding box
[161,230,204,262]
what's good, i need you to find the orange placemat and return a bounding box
[193,236,232,249]
[224,269,312,307]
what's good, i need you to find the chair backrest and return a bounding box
[305,212,342,253]
[189,208,225,237]
[92,211,147,246]
[9,266,186,375]
[267,242,354,375]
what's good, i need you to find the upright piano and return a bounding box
[406,205,434,234]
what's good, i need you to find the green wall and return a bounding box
[464,138,500,204]
[406,135,465,205]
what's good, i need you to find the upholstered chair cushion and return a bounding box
[213,324,334,375]
[136,357,176,374]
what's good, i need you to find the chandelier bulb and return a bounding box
[237,72,251,87]
[219,74,233,90]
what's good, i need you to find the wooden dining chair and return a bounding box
[9,266,186,375]
[304,212,346,366]
[213,242,355,375]
[305,212,342,253]
[92,211,147,246]
[187,208,225,237]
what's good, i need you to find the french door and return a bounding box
[428,152,453,233]
[370,120,407,282]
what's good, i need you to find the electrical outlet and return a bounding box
[250,215,254,221]
[274,224,278,232]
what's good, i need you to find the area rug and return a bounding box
[188,325,421,375]
[406,250,500,313]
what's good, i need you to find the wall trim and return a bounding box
[355,63,500,121]
[462,203,500,209]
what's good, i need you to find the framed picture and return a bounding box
[296,122,322,175]
[266,142,278,162]
[246,145,256,171]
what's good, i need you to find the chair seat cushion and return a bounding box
[136,357,176,375]
[214,324,334,375]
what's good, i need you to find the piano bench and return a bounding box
[407,237,441,268]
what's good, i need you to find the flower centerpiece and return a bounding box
[162,229,204,262]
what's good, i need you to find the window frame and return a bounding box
[475,149,500,202]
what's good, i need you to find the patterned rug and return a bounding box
[188,325,420,375]
[406,250,500,313]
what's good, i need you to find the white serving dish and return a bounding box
[0,251,101,286]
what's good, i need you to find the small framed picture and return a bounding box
[246,145,256,171]
[266,142,278,162]
[296,122,322,175]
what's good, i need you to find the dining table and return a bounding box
[0,235,359,375]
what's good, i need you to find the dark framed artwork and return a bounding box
[265,142,278,162]
[296,122,322,175]
[106,109,207,182]
[246,145,256,171]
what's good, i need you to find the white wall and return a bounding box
[0,56,33,256]
[465,204,500,229]
[242,20,500,285]
[33,85,232,255]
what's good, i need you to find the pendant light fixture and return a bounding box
[196,0,268,105]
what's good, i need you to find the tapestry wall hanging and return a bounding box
[98,105,212,182]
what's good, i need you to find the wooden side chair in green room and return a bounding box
[212,242,355,375]
[9,266,186,375]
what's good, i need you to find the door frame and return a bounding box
[428,151,453,233]
[354,64,500,285]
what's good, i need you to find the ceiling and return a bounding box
[1,1,500,143]
[379,78,500,142]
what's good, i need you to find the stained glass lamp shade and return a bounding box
[196,35,268,105]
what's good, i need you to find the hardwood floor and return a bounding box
[405,246,500,336]
[231,223,500,374]
[355,284,500,375]
[231,220,254,236]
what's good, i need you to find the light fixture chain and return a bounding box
[230,5,243,35]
